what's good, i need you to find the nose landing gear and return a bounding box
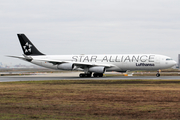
[156,70,161,77]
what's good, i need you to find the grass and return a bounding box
[0,80,180,119]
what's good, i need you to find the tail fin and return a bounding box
[17,34,45,55]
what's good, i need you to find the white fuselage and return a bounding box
[13,34,177,77]
[29,54,176,72]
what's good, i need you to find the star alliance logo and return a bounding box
[23,42,32,53]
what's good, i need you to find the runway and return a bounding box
[0,72,180,82]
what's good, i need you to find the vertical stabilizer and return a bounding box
[17,34,45,55]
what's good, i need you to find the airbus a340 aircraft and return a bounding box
[9,34,177,77]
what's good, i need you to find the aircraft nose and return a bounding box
[172,60,177,66]
[174,60,177,65]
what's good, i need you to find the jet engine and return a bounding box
[89,66,105,73]
[57,63,74,70]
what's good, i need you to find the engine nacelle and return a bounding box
[57,63,74,70]
[89,66,105,73]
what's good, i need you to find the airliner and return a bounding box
[9,34,177,77]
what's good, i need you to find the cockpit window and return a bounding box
[166,58,173,61]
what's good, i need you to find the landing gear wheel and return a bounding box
[87,74,91,77]
[79,73,92,78]
[79,73,84,78]
[93,73,103,77]
[99,73,103,77]
[156,73,160,77]
[93,73,97,77]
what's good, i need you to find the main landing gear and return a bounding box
[93,73,103,77]
[156,70,160,77]
[79,73,92,77]
[79,73,103,78]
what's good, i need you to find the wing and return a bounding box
[7,55,115,70]
[32,58,115,68]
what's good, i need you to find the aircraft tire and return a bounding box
[99,73,103,77]
[79,73,92,78]
[87,74,91,77]
[93,73,103,77]
[93,73,97,77]
[79,74,83,77]
[156,73,160,77]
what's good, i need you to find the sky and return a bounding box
[0,0,180,65]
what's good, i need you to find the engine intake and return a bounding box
[57,63,74,70]
[89,66,105,73]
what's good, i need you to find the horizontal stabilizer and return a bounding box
[6,55,25,59]
[7,55,33,62]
